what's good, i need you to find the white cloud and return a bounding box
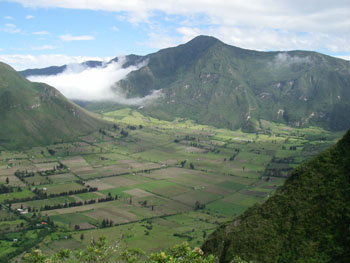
[2,23,21,34]
[4,16,13,19]
[26,58,161,104]
[59,34,95,42]
[334,55,350,61]
[33,31,50,35]
[111,26,119,32]
[0,54,112,70]
[9,0,350,54]
[142,32,181,49]
[25,15,34,19]
[143,25,350,56]
[31,45,56,50]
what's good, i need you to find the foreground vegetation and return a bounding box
[0,107,343,262]
[23,237,225,263]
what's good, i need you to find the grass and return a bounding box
[74,192,101,200]
[0,189,36,203]
[50,212,99,225]
[12,196,76,210]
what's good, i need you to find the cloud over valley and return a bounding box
[27,58,162,105]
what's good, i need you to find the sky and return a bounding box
[0,0,350,70]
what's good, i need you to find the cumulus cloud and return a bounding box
[27,58,162,105]
[33,31,50,35]
[2,23,21,34]
[111,26,119,32]
[12,0,349,56]
[274,53,311,65]
[334,55,350,61]
[5,0,350,58]
[59,34,94,42]
[31,45,56,50]
[9,1,350,33]
[25,15,34,19]
[266,53,312,71]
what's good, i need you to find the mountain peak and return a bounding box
[188,35,220,43]
[182,35,222,50]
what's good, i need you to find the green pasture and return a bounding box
[0,189,35,203]
[0,106,345,259]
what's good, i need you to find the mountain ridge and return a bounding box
[116,35,350,131]
[17,35,350,131]
[0,62,106,149]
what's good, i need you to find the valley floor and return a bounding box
[0,108,343,262]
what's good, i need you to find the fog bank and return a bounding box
[28,57,161,105]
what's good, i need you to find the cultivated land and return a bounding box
[0,108,343,262]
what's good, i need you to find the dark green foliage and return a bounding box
[116,36,350,131]
[0,62,105,149]
[202,130,350,263]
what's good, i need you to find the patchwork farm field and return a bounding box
[0,108,344,262]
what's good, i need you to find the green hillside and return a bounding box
[202,130,350,263]
[0,62,105,149]
[117,36,350,131]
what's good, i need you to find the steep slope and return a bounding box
[117,36,350,131]
[0,62,105,149]
[202,130,350,263]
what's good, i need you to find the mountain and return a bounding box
[18,55,144,78]
[0,62,105,149]
[18,36,350,132]
[18,60,103,78]
[202,130,350,263]
[116,36,350,131]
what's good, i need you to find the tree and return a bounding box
[80,233,84,240]
[190,163,194,169]
[5,177,9,184]
[195,201,201,210]
[101,219,107,228]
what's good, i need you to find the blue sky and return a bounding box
[1,0,349,70]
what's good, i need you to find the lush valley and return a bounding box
[0,36,349,263]
[0,102,342,262]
